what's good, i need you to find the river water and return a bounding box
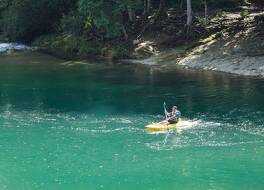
[0,52,264,190]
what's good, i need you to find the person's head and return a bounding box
[172,106,177,112]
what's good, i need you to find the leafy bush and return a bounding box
[33,34,101,58]
[112,43,133,59]
[78,0,122,38]
[196,16,207,27]
[78,0,142,38]
[241,8,249,19]
[60,14,84,35]
[0,0,76,42]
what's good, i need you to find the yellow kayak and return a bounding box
[145,119,193,132]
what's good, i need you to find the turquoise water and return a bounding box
[0,52,264,190]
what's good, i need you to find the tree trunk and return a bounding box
[147,0,151,14]
[159,0,165,12]
[144,0,147,16]
[204,0,208,25]
[157,0,167,19]
[186,0,192,27]
[127,7,135,23]
[143,0,151,19]
[180,0,184,10]
[186,0,192,38]
[121,25,128,40]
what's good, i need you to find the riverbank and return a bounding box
[30,8,242,61]
[1,9,264,78]
[121,10,264,77]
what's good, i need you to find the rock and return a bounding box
[0,43,32,52]
[133,41,158,58]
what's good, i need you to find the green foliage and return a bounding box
[33,34,101,58]
[196,16,207,26]
[1,0,260,60]
[112,42,133,59]
[215,31,224,38]
[84,17,93,33]
[0,0,247,42]
[0,0,76,41]
[34,33,134,59]
[78,0,142,38]
[61,14,84,35]
[241,8,249,19]
[78,0,121,37]
[215,10,228,20]
[0,0,10,10]
[192,0,205,10]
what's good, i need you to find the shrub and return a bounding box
[241,8,249,19]
[0,0,76,42]
[60,13,84,35]
[112,43,133,59]
[33,34,101,58]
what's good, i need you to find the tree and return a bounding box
[186,0,192,32]
[186,0,192,26]
[204,0,208,25]
[126,0,142,22]
[78,0,142,38]
[157,0,167,19]
[143,0,151,19]
[78,0,122,38]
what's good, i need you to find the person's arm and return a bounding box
[176,111,181,118]
[165,111,170,117]
[166,112,173,120]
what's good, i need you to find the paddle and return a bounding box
[163,102,169,120]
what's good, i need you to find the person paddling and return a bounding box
[159,105,181,125]
[167,106,181,124]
